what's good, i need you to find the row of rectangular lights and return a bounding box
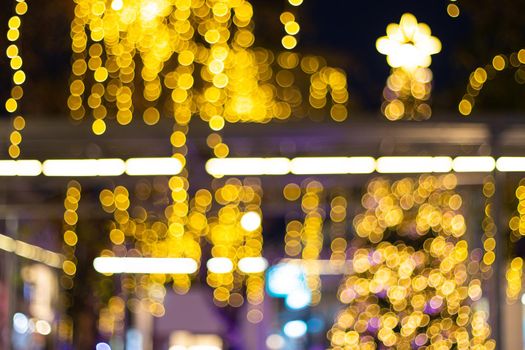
[0,233,64,268]
[2,156,525,177]
[93,256,269,275]
[0,158,183,176]
[206,156,525,176]
[92,256,352,275]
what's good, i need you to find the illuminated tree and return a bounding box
[328,175,495,349]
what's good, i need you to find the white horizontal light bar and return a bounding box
[0,158,183,177]
[0,156,520,177]
[43,159,126,176]
[0,233,64,268]
[0,160,42,176]
[290,157,375,174]
[453,156,496,172]
[376,157,452,173]
[206,156,510,175]
[496,157,525,172]
[126,157,183,176]
[93,257,198,274]
[238,257,268,273]
[206,157,290,176]
[206,257,234,274]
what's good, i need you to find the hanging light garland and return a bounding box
[280,0,302,50]
[58,181,81,345]
[5,0,28,159]
[480,176,496,280]
[206,178,264,316]
[328,193,348,267]
[505,180,525,302]
[459,50,525,116]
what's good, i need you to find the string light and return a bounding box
[58,181,81,345]
[480,177,496,280]
[328,194,348,267]
[5,0,28,158]
[506,180,525,302]
[459,50,525,116]
[280,0,303,50]
[206,178,265,312]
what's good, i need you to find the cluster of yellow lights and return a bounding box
[68,0,349,134]
[328,194,348,267]
[4,0,28,159]
[98,296,126,336]
[97,178,204,318]
[376,13,441,120]
[57,182,81,344]
[506,257,523,302]
[207,179,265,318]
[300,180,324,306]
[282,183,304,255]
[459,50,525,116]
[479,177,496,280]
[280,0,303,50]
[61,182,82,289]
[328,175,494,349]
[353,175,465,243]
[283,180,324,306]
[509,181,525,241]
[506,181,525,302]
[207,132,230,159]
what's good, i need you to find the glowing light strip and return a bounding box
[0,160,41,176]
[238,257,268,273]
[290,157,375,174]
[0,156,521,177]
[453,156,496,172]
[376,157,452,173]
[125,157,183,176]
[93,257,198,274]
[205,157,290,176]
[0,158,183,176]
[0,233,64,268]
[207,156,506,176]
[43,159,126,176]
[495,157,525,172]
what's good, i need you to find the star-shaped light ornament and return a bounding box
[376,13,441,71]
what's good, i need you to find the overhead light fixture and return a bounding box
[376,157,452,173]
[291,157,350,174]
[238,257,268,273]
[496,157,525,172]
[93,257,198,274]
[125,157,183,176]
[206,257,234,274]
[42,159,125,176]
[452,156,495,172]
[205,157,290,177]
[0,160,42,176]
[290,157,375,174]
